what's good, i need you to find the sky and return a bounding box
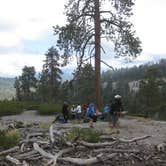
[0,0,166,77]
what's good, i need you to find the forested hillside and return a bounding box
[102,59,166,119]
[102,59,166,82]
[1,59,166,120]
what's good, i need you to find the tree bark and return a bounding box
[94,0,101,110]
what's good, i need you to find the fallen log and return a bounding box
[16,150,39,159]
[26,132,44,140]
[0,146,19,156]
[94,148,139,153]
[22,160,29,166]
[34,142,87,166]
[20,138,49,145]
[33,143,54,159]
[47,147,74,166]
[49,124,55,144]
[29,156,43,161]
[20,143,25,152]
[100,135,151,143]
[78,140,116,148]
[6,155,21,165]
[58,153,117,165]
[130,154,143,161]
[118,135,151,143]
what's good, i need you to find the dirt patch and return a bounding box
[1,111,166,145]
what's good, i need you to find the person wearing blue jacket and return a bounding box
[86,103,96,128]
[102,105,110,121]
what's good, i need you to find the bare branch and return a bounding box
[77,33,95,70]
[70,12,94,22]
[81,0,94,14]
[76,28,95,50]
[49,124,55,144]
[58,153,117,165]
[100,11,114,17]
[82,54,95,63]
[94,148,140,153]
[78,140,116,148]
[100,18,121,28]
[100,60,115,70]
[47,147,74,166]
[100,45,106,54]
[33,143,54,159]
[118,135,151,143]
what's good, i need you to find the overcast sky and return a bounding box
[0,0,166,77]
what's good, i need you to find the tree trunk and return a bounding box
[94,0,101,110]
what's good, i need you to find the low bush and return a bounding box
[0,101,23,116]
[157,104,166,121]
[39,123,50,129]
[66,127,101,143]
[38,103,62,115]
[21,101,40,110]
[0,129,20,150]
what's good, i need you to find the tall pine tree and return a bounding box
[19,66,37,100]
[54,0,142,109]
[39,47,63,102]
[71,63,95,103]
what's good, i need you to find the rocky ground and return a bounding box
[1,110,166,145]
[0,111,166,166]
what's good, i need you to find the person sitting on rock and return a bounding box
[70,104,77,119]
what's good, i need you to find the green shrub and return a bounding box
[0,129,20,150]
[0,101,23,116]
[66,128,101,143]
[38,103,62,115]
[21,101,40,110]
[158,104,166,121]
[39,123,50,129]
[158,112,166,121]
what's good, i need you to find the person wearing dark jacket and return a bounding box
[110,95,123,128]
[62,102,69,123]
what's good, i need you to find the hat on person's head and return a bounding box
[114,95,121,99]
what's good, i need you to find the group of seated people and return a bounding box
[61,102,103,124]
[59,95,123,128]
[70,104,82,119]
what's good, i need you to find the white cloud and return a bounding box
[132,0,166,55]
[0,54,44,77]
[0,0,166,77]
[0,32,20,47]
[0,0,66,48]
[0,0,67,76]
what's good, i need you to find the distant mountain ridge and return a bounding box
[0,69,73,100]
